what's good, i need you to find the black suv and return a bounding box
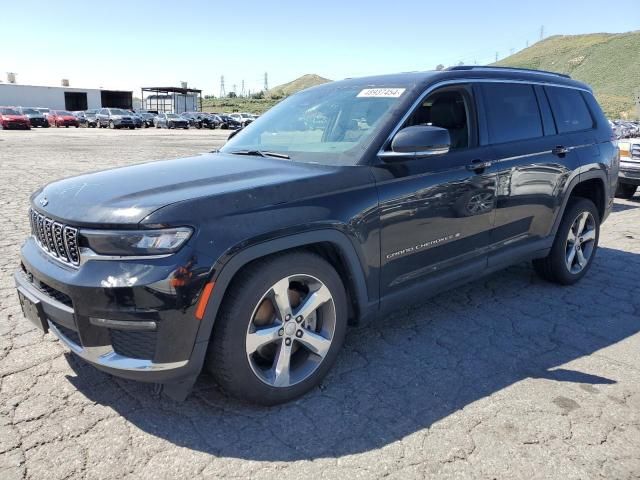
[15,67,617,405]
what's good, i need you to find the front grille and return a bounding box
[29,209,80,266]
[52,321,81,346]
[111,330,156,360]
[37,281,73,307]
[631,144,640,161]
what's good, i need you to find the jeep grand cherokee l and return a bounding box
[15,66,616,405]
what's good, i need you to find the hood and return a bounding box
[3,115,28,121]
[32,153,341,227]
[60,115,76,120]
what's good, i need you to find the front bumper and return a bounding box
[28,117,48,127]
[2,121,30,129]
[16,237,209,383]
[619,162,640,186]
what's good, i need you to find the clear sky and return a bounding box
[2,0,638,96]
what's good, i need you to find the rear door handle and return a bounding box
[552,145,570,156]
[466,160,492,172]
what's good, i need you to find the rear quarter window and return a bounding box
[481,83,543,144]
[545,86,595,133]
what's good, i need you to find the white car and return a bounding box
[229,112,254,126]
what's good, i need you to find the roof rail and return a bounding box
[445,65,571,79]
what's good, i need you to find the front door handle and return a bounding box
[466,160,492,172]
[552,145,570,157]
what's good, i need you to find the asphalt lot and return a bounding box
[1,128,639,479]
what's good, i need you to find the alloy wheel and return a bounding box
[245,274,336,388]
[565,211,596,274]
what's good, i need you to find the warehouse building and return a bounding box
[0,83,133,110]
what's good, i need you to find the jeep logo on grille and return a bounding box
[39,197,48,207]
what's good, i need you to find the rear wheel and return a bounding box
[615,183,637,199]
[206,252,347,405]
[533,197,599,285]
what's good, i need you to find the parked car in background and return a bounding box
[35,108,50,119]
[16,107,49,128]
[180,112,201,128]
[229,112,254,126]
[154,112,189,129]
[48,110,79,128]
[74,109,98,128]
[96,108,135,129]
[136,111,156,128]
[0,107,31,130]
[180,112,216,129]
[216,114,242,129]
[126,110,144,128]
[616,139,640,199]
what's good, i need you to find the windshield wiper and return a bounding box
[228,150,290,159]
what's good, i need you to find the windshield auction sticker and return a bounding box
[357,88,406,98]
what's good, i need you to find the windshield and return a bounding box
[0,108,20,115]
[110,109,129,115]
[167,114,180,119]
[57,111,73,116]
[22,108,39,115]
[220,84,406,165]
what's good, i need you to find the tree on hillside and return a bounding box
[435,64,444,71]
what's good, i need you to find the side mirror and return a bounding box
[380,126,450,162]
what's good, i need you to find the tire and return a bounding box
[129,126,135,130]
[615,183,637,199]
[206,251,348,405]
[109,120,115,129]
[532,197,600,285]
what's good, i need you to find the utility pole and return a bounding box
[495,51,498,62]
[232,84,237,95]
[526,39,529,48]
[263,72,269,92]
[241,80,245,97]
[540,25,544,41]
[219,75,226,98]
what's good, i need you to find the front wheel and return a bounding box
[615,183,637,199]
[206,252,347,405]
[109,120,115,129]
[533,197,600,285]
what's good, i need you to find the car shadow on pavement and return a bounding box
[65,246,639,461]
[612,201,640,213]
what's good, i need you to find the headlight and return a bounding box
[81,227,192,256]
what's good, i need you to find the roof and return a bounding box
[142,87,202,94]
[318,66,591,92]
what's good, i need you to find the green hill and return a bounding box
[495,31,640,118]
[268,74,331,97]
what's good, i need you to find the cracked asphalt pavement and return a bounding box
[1,129,639,479]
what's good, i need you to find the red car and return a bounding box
[0,107,31,130]
[48,110,79,128]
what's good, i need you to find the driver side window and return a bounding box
[404,87,473,150]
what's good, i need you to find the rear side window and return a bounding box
[481,83,543,144]
[545,86,594,133]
